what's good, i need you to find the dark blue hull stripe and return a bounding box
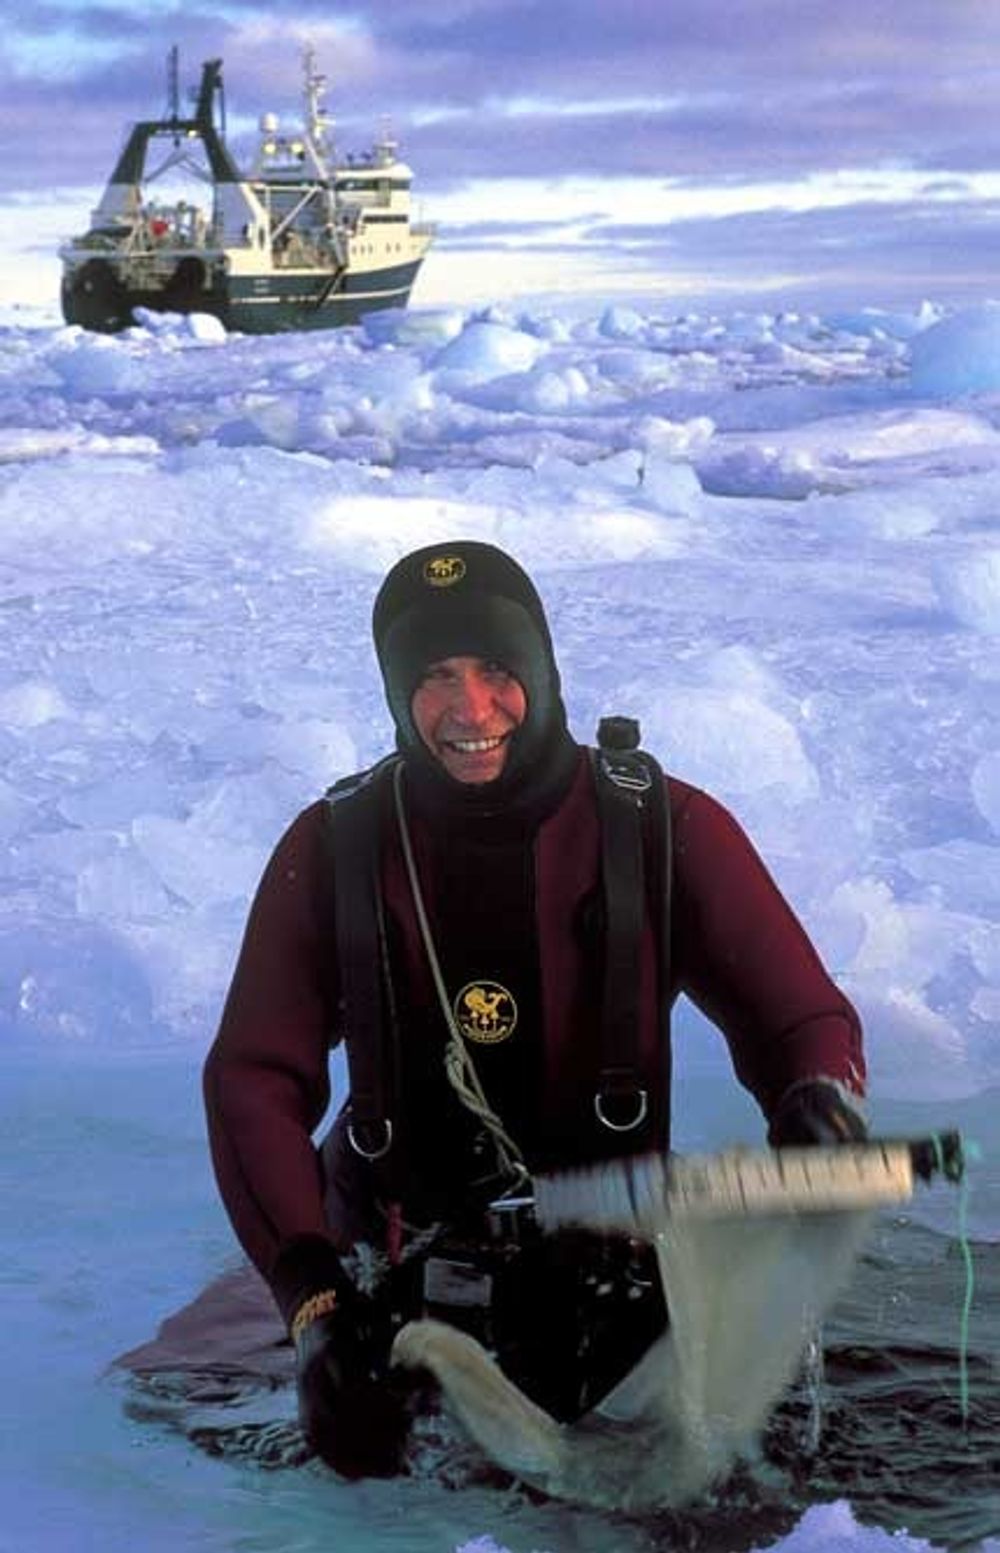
[63,257,427,335]
[227,258,423,301]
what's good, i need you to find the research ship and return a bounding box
[60,51,435,334]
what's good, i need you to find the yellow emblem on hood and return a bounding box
[423,555,467,588]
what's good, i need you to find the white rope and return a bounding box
[391,763,530,1192]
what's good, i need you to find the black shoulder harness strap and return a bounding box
[325,720,673,1171]
[592,716,673,1145]
[324,756,401,1172]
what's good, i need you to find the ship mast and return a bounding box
[166,45,180,123]
[302,45,334,167]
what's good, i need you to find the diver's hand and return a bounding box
[768,1079,867,1147]
[293,1285,409,1479]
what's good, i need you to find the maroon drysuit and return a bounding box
[204,749,865,1305]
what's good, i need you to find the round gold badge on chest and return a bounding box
[453,981,518,1044]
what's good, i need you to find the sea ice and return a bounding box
[697,443,824,499]
[305,493,497,570]
[48,333,154,396]
[76,844,173,924]
[902,837,1000,910]
[860,986,972,1100]
[641,685,819,805]
[0,676,68,727]
[1,295,998,1550]
[751,1498,939,1552]
[0,918,154,1046]
[639,451,704,515]
[933,548,1000,633]
[130,307,227,345]
[598,304,646,339]
[131,817,258,916]
[432,319,548,378]
[363,304,465,348]
[972,751,1000,835]
[910,301,1000,394]
[513,367,583,412]
[0,773,32,840]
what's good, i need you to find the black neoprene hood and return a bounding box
[372,540,569,779]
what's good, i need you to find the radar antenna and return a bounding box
[375,113,398,167]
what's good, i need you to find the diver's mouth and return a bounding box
[443,733,508,754]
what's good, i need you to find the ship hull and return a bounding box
[60,255,427,336]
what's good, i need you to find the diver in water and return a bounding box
[204,540,867,1478]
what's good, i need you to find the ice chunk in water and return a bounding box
[0,920,154,1046]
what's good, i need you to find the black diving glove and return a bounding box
[292,1291,410,1479]
[273,1236,410,1479]
[768,1079,868,1147]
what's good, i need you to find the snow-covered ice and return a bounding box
[2,296,999,1552]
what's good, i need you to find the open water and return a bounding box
[767,1216,999,1550]
[95,1069,999,1553]
[113,1218,1000,1550]
[4,1057,998,1553]
[115,1218,998,1551]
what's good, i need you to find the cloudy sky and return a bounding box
[6,0,1000,313]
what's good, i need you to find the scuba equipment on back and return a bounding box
[323,715,673,1227]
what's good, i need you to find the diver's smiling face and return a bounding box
[411,655,527,784]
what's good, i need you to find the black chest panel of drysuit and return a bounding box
[387,821,546,1218]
